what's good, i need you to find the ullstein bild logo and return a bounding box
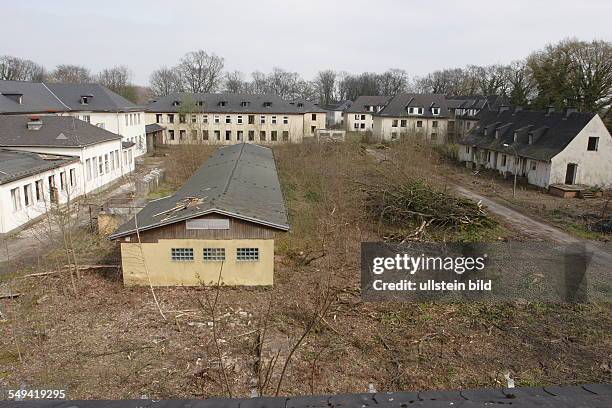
[360,242,605,303]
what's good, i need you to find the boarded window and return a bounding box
[203,248,225,261]
[186,219,230,230]
[171,248,194,261]
[237,248,259,261]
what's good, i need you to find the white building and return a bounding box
[344,96,391,132]
[145,93,326,145]
[0,115,135,203]
[457,107,612,188]
[322,100,352,127]
[0,80,147,157]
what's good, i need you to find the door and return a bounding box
[565,163,577,185]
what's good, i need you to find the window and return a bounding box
[271,116,277,124]
[115,150,120,169]
[82,115,91,123]
[587,137,599,151]
[282,131,289,141]
[203,248,225,261]
[416,121,423,128]
[23,184,32,206]
[123,151,128,166]
[70,168,76,187]
[93,157,98,178]
[502,155,507,166]
[354,123,359,129]
[400,120,407,127]
[283,116,288,124]
[11,188,21,211]
[203,130,209,140]
[361,114,366,120]
[168,130,175,140]
[125,114,129,126]
[104,154,109,173]
[86,158,92,180]
[110,152,115,171]
[271,131,278,141]
[179,114,186,124]
[237,115,243,124]
[354,114,359,120]
[260,115,266,124]
[531,161,537,171]
[214,115,220,124]
[391,132,398,140]
[171,248,194,261]
[237,130,243,141]
[431,133,437,141]
[311,114,317,121]
[98,156,104,174]
[432,107,440,115]
[179,130,186,140]
[214,130,221,140]
[237,247,259,261]
[248,130,255,141]
[191,129,198,140]
[225,115,231,124]
[432,121,438,128]
[203,115,208,124]
[248,115,255,125]
[35,180,44,201]
[392,119,398,127]
[260,131,266,141]
[168,114,174,124]
[60,171,67,191]
[225,130,231,141]
[360,123,365,129]
[466,146,470,154]
[191,114,197,123]
[408,107,414,114]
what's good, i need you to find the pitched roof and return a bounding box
[447,95,510,115]
[146,93,323,114]
[288,99,327,113]
[0,80,141,114]
[145,123,165,133]
[345,96,392,113]
[323,100,352,111]
[109,143,289,239]
[0,115,121,148]
[44,83,141,112]
[378,93,450,118]
[457,109,599,161]
[0,149,78,185]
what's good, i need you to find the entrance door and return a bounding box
[565,163,577,185]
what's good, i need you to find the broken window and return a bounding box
[168,114,174,124]
[248,130,255,141]
[282,131,289,141]
[587,137,599,151]
[225,130,231,141]
[271,131,278,141]
[392,120,398,127]
[248,115,255,124]
[260,131,266,141]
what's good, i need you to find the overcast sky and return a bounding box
[2,0,611,85]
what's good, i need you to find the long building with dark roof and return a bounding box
[457,107,612,188]
[144,93,326,145]
[0,80,147,156]
[110,143,288,286]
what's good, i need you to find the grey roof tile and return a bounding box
[345,96,392,113]
[0,149,78,185]
[109,143,289,239]
[378,93,449,118]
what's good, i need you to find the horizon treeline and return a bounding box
[1,38,610,114]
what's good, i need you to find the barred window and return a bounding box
[171,248,194,261]
[203,248,226,261]
[237,248,259,261]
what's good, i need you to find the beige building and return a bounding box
[447,95,509,142]
[109,143,289,286]
[145,93,325,145]
[345,95,391,132]
[372,94,450,143]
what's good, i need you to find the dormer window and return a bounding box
[3,93,23,104]
[297,102,304,107]
[513,132,518,142]
[240,101,250,107]
[408,107,414,114]
[432,107,440,115]
[495,130,500,139]
[528,134,533,145]
[263,101,272,107]
[172,100,181,107]
[218,101,227,107]
[80,95,91,105]
[196,101,204,106]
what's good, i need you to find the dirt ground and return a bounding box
[0,141,610,399]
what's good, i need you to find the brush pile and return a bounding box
[366,180,496,230]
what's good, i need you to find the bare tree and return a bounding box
[178,50,225,93]
[224,70,249,93]
[50,64,92,83]
[97,65,131,93]
[314,70,337,105]
[377,69,410,96]
[0,55,46,81]
[149,66,183,96]
[506,60,536,106]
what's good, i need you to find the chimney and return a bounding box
[545,106,555,116]
[563,106,577,118]
[498,105,510,114]
[27,116,43,131]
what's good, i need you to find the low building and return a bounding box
[109,143,289,286]
[0,150,80,234]
[0,80,147,157]
[145,93,325,145]
[345,96,391,132]
[372,94,450,143]
[457,107,612,188]
[447,95,508,141]
[322,100,352,127]
[145,123,165,151]
[0,115,135,196]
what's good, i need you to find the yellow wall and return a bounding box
[120,238,275,286]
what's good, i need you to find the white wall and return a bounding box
[550,115,612,187]
[0,160,82,233]
[373,116,448,144]
[62,111,147,157]
[345,113,374,132]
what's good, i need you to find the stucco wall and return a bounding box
[373,116,448,144]
[120,238,275,286]
[549,115,612,187]
[345,113,374,132]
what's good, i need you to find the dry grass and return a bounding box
[0,141,610,399]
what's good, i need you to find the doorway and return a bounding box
[565,163,577,185]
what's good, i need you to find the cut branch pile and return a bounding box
[366,180,496,231]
